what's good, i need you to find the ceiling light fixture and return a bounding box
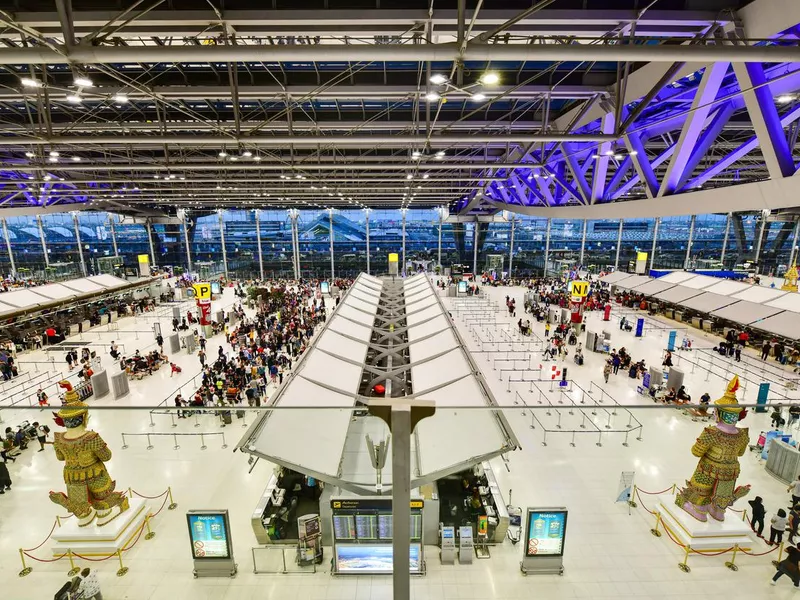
[48,156,58,163]
[230,156,238,161]
[425,91,441,102]
[480,72,500,85]
[435,151,445,159]
[66,93,82,104]
[49,151,59,157]
[24,151,34,158]
[777,94,794,104]
[72,156,81,162]
[112,93,128,104]
[423,173,429,179]
[218,151,228,158]
[242,150,253,158]
[21,77,41,88]
[73,75,93,87]
[253,155,262,162]
[406,174,413,180]
[471,93,487,102]
[429,74,448,85]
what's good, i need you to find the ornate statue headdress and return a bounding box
[714,376,746,424]
[53,380,88,426]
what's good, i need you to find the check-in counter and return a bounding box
[479,461,509,543]
[251,473,287,545]
[766,440,800,484]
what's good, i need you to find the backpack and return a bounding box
[42,425,50,434]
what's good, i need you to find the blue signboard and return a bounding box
[757,383,770,413]
[642,372,651,389]
[667,331,677,352]
[187,511,232,559]
[525,509,568,557]
[635,318,644,337]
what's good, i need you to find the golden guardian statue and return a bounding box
[675,376,750,522]
[49,381,129,527]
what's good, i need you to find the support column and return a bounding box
[292,210,301,279]
[401,209,407,276]
[543,218,551,276]
[579,219,587,267]
[508,215,516,277]
[2,218,16,276]
[218,210,229,278]
[329,209,335,280]
[472,220,479,276]
[614,219,623,270]
[720,212,732,265]
[755,211,768,272]
[145,221,157,268]
[437,209,443,270]
[391,405,412,600]
[73,213,87,276]
[789,220,800,268]
[254,210,264,280]
[109,215,118,257]
[37,215,49,267]
[182,217,193,273]
[649,217,660,272]
[365,209,371,275]
[684,214,696,270]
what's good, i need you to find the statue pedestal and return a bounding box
[51,498,149,557]
[656,495,755,551]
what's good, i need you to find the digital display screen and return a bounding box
[335,544,421,573]
[355,515,378,540]
[525,509,567,557]
[378,514,393,540]
[321,281,330,294]
[442,527,454,539]
[410,514,422,541]
[333,515,355,540]
[211,281,221,295]
[457,281,467,293]
[186,512,231,559]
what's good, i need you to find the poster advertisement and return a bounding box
[187,512,232,559]
[525,509,568,557]
[321,281,330,294]
[335,543,421,573]
[457,281,467,293]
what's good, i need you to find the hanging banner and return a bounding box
[616,471,636,503]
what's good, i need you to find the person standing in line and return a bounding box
[734,345,742,362]
[770,542,800,588]
[749,496,766,538]
[0,459,11,493]
[790,505,800,545]
[769,509,788,546]
[762,340,772,361]
[156,333,164,352]
[789,476,800,508]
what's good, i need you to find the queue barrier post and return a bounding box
[678,544,691,573]
[773,542,785,568]
[629,485,638,508]
[144,514,156,540]
[725,544,739,571]
[116,549,129,577]
[168,486,178,510]
[18,548,31,577]
[67,549,79,576]
[651,512,662,537]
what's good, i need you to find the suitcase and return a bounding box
[236,410,245,419]
[222,412,232,425]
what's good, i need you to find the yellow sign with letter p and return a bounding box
[192,282,212,300]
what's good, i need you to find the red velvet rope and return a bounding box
[22,519,59,552]
[130,488,169,500]
[23,551,67,563]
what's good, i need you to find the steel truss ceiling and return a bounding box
[0,0,794,218]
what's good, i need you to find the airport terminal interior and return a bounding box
[2,1,800,599]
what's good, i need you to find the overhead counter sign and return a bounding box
[569,281,590,298]
[192,282,212,300]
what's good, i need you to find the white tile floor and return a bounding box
[0,280,798,599]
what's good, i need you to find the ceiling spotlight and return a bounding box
[253,155,262,162]
[778,94,794,104]
[21,77,42,88]
[49,151,59,157]
[25,151,34,158]
[429,74,448,85]
[66,93,82,104]
[480,72,500,85]
[471,93,487,102]
[48,156,58,163]
[44,175,51,181]
[406,174,413,180]
[412,150,422,159]
[425,91,441,102]
[230,156,238,161]
[435,151,445,159]
[604,150,614,156]
[169,174,176,179]
[71,156,81,162]
[423,173,430,179]
[112,93,128,104]
[629,150,638,156]
[242,150,252,157]
[218,151,228,158]
[591,154,600,159]
[73,75,93,87]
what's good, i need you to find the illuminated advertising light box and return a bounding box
[210,281,221,295]
[457,281,468,293]
[186,511,232,559]
[335,543,421,574]
[525,509,567,557]
[321,281,330,294]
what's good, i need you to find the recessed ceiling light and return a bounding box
[73,76,93,87]
[253,155,262,161]
[230,156,238,161]
[48,156,58,163]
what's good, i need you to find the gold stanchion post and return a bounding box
[56,516,62,528]
[144,514,156,540]
[116,549,129,577]
[18,548,32,577]
[67,549,80,576]
[671,483,677,494]
[773,542,785,568]
[628,485,638,508]
[725,544,739,571]
[678,544,691,573]
[167,486,177,510]
[650,512,662,537]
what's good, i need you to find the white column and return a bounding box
[73,213,87,276]
[390,405,412,600]
[183,218,193,273]
[614,219,623,270]
[543,218,552,276]
[789,220,800,268]
[649,217,660,271]
[472,219,479,275]
[720,212,732,265]
[755,211,768,272]
[37,215,49,267]
[254,210,264,280]
[437,208,443,269]
[292,210,301,279]
[684,214,696,269]
[218,210,229,277]
[2,218,16,276]
[401,209,407,275]
[109,215,118,256]
[329,209,335,280]
[579,218,587,267]
[508,215,516,277]
[145,221,157,267]
[365,209,371,275]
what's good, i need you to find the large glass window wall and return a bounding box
[1,208,794,280]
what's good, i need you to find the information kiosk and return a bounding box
[440,526,456,565]
[458,526,474,564]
